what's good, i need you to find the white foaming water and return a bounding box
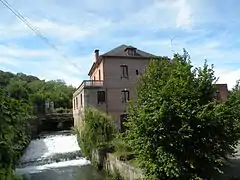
[16,132,90,174]
[20,134,80,162]
[16,159,90,174]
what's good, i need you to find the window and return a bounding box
[94,76,96,80]
[120,65,128,79]
[121,89,129,103]
[97,91,106,104]
[125,47,137,56]
[73,98,75,109]
[80,94,83,106]
[99,69,101,80]
[216,90,221,102]
[136,70,139,75]
[75,98,76,109]
[76,97,78,109]
[128,49,136,56]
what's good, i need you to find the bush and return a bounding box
[0,89,31,180]
[123,51,240,179]
[55,107,70,113]
[77,108,117,159]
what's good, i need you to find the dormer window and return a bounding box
[125,46,137,56]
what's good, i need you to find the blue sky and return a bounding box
[0,0,239,89]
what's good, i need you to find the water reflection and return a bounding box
[21,165,111,180]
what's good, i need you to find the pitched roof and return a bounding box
[216,84,228,90]
[88,45,157,76]
[101,44,156,58]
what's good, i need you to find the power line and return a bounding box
[0,0,83,72]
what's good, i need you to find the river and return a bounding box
[15,131,110,180]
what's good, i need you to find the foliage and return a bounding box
[228,80,240,117]
[71,126,78,135]
[78,108,116,159]
[0,70,75,179]
[123,51,240,179]
[55,107,71,113]
[112,138,132,154]
[0,70,75,114]
[0,88,31,180]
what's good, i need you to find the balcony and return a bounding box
[74,80,104,96]
[82,80,103,88]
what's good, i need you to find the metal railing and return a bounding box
[82,80,103,87]
[74,80,104,97]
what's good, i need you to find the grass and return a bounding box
[111,150,133,157]
[128,158,139,168]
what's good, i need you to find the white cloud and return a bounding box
[175,0,193,29]
[0,43,94,87]
[0,17,112,41]
[0,57,19,66]
[37,69,83,87]
[0,44,53,57]
[215,68,240,90]
[0,0,239,90]
[32,19,112,41]
[0,0,197,42]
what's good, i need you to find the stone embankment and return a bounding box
[91,149,144,180]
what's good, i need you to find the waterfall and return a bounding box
[16,130,91,177]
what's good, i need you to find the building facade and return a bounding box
[73,45,155,129]
[72,45,229,130]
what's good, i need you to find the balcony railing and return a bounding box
[78,80,103,90]
[74,80,104,96]
[83,80,103,87]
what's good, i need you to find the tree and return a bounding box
[0,88,30,179]
[227,80,240,131]
[124,51,240,179]
[0,70,75,114]
[78,108,116,159]
[5,79,29,101]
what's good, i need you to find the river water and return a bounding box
[16,131,110,180]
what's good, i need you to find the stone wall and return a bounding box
[28,113,74,137]
[28,116,41,138]
[91,150,144,180]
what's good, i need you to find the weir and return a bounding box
[16,131,110,180]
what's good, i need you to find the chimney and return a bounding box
[94,49,99,62]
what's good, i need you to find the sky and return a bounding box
[0,0,239,89]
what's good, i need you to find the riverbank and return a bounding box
[91,149,143,180]
[75,108,144,180]
[75,132,143,179]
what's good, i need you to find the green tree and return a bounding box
[124,52,240,179]
[0,70,75,114]
[5,79,29,101]
[0,88,30,180]
[78,108,116,159]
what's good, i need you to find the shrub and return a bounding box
[0,89,31,180]
[78,108,117,159]
[55,107,66,113]
[123,51,240,179]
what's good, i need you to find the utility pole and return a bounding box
[170,36,176,54]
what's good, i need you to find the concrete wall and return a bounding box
[105,153,144,180]
[91,150,144,180]
[216,84,228,102]
[103,57,149,89]
[73,87,107,127]
[73,88,85,126]
[103,57,150,129]
[90,61,104,81]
